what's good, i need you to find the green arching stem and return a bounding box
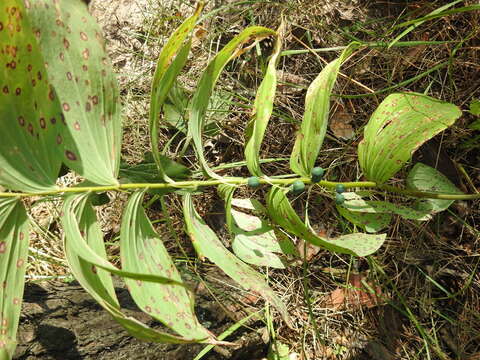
[1,177,479,200]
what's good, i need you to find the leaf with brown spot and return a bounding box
[26,0,122,185]
[358,93,461,184]
[0,0,63,192]
[0,198,29,358]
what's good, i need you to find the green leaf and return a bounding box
[150,3,203,181]
[26,0,122,185]
[245,23,284,176]
[0,199,29,359]
[336,204,391,233]
[62,194,206,344]
[290,42,359,177]
[358,93,461,184]
[266,187,386,256]
[218,185,286,268]
[120,191,214,340]
[340,192,431,221]
[187,26,277,178]
[182,194,292,327]
[0,1,63,192]
[406,163,463,213]
[469,99,480,117]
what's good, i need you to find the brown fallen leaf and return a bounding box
[330,103,355,140]
[324,273,384,310]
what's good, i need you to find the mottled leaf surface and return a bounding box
[0,199,29,359]
[341,192,431,221]
[183,194,292,327]
[62,194,203,344]
[187,26,276,178]
[27,0,122,185]
[120,191,213,340]
[244,23,284,176]
[407,163,463,213]
[358,93,461,183]
[336,204,391,233]
[0,0,62,192]
[266,187,386,256]
[150,4,202,181]
[290,43,359,177]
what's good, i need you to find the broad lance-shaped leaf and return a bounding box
[150,3,203,182]
[26,0,122,185]
[0,199,29,359]
[120,191,214,340]
[266,187,386,257]
[340,192,431,221]
[182,194,293,328]
[358,93,462,184]
[218,185,287,269]
[244,22,284,177]
[407,163,463,213]
[0,0,63,192]
[62,194,212,344]
[290,42,359,177]
[336,204,391,233]
[187,26,276,179]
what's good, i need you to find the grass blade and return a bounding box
[182,193,292,327]
[0,1,62,192]
[187,26,276,178]
[358,93,461,184]
[120,191,215,341]
[0,199,29,359]
[149,3,203,181]
[266,187,386,256]
[26,0,122,185]
[290,42,359,177]
[244,22,284,176]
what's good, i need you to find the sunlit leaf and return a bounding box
[0,1,63,192]
[290,43,359,177]
[26,0,122,185]
[62,194,207,344]
[218,185,286,268]
[120,191,214,340]
[150,3,203,181]
[183,194,292,327]
[358,93,461,184]
[187,26,276,178]
[245,22,284,176]
[341,192,431,221]
[336,204,391,233]
[266,187,386,256]
[0,199,29,359]
[406,163,463,213]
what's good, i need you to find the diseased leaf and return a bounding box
[341,192,431,221]
[266,187,386,257]
[406,163,463,213]
[245,22,284,176]
[150,3,203,181]
[182,194,292,327]
[62,194,209,344]
[26,0,122,185]
[290,43,359,176]
[0,199,29,359]
[0,0,63,192]
[358,93,461,184]
[336,204,391,233]
[120,191,213,340]
[187,26,276,178]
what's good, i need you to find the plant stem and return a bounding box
[1,177,479,200]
